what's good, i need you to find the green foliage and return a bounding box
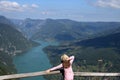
[44,31,120,80]
[0,23,33,51]
[0,17,38,77]
[0,52,17,80]
[44,74,63,80]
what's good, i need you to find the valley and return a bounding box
[0,15,120,80]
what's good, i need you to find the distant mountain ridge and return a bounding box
[0,16,13,25]
[34,20,120,41]
[11,18,120,41]
[11,18,45,38]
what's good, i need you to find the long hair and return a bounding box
[62,60,70,68]
[61,54,70,68]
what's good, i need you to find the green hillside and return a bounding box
[0,16,38,76]
[44,31,120,80]
[0,23,33,52]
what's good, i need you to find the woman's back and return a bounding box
[46,55,75,80]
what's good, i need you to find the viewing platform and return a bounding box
[0,71,120,80]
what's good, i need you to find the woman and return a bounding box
[46,54,75,80]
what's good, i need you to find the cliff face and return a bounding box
[0,16,36,75]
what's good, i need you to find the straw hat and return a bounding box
[61,54,70,61]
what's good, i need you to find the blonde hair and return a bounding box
[61,54,69,61]
[61,54,70,68]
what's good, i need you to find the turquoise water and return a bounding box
[13,41,59,80]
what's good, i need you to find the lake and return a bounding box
[13,41,59,80]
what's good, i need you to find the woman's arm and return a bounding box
[69,56,75,64]
[50,64,62,71]
[46,64,62,73]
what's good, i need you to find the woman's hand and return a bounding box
[46,69,51,73]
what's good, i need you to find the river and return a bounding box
[13,41,59,80]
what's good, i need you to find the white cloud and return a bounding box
[0,1,39,12]
[31,4,39,8]
[95,0,120,9]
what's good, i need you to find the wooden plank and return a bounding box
[0,71,120,80]
[74,72,120,77]
[0,71,60,80]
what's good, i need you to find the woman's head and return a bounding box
[61,54,70,68]
[61,54,70,61]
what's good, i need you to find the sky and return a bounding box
[0,0,120,21]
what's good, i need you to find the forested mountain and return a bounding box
[12,18,120,41]
[43,27,120,79]
[0,16,37,75]
[33,20,120,41]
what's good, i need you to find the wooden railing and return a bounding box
[0,71,120,80]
